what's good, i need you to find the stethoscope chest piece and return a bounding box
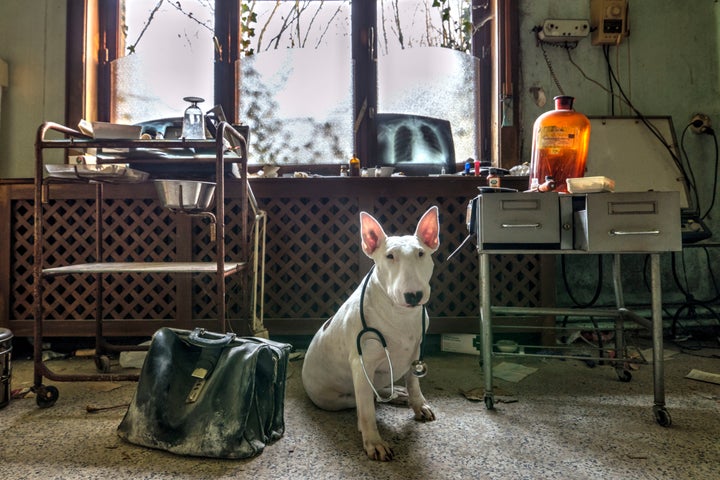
[411,359,428,377]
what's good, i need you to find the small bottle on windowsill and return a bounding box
[349,154,361,177]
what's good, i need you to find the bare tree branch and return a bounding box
[127,0,165,54]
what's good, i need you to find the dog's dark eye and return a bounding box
[418,251,424,258]
[386,254,394,260]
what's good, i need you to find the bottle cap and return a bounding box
[554,96,575,110]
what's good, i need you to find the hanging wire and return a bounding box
[532,27,578,96]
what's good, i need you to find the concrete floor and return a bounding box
[1,336,719,479]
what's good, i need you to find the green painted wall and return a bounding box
[0,0,66,177]
[519,0,720,226]
[518,1,720,307]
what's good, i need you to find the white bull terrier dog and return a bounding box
[302,206,440,461]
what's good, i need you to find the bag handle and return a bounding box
[188,328,237,347]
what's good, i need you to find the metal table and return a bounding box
[471,191,681,427]
[478,250,671,426]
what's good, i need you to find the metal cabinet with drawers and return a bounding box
[470,190,681,427]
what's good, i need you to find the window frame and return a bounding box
[66,0,517,168]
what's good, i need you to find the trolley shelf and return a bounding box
[41,261,248,276]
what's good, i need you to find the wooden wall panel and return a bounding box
[0,176,551,338]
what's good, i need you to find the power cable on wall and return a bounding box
[539,29,720,347]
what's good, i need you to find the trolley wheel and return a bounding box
[615,368,632,382]
[35,385,59,409]
[95,355,111,373]
[653,406,672,427]
[484,393,494,410]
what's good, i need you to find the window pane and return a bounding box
[377,0,477,166]
[239,1,352,165]
[113,0,215,123]
[378,47,478,166]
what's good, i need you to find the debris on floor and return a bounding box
[118,341,152,368]
[492,362,538,382]
[640,347,679,363]
[685,369,720,385]
[460,386,518,404]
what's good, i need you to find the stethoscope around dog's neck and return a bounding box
[356,265,428,403]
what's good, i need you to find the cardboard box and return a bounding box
[441,333,481,355]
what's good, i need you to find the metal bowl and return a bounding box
[154,180,216,213]
[496,339,519,353]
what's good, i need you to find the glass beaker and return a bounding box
[181,96,206,139]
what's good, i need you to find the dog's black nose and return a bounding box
[404,291,423,306]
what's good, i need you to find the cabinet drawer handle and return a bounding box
[501,223,541,229]
[609,229,661,236]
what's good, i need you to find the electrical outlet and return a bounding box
[538,19,590,42]
[690,113,712,134]
[590,0,629,45]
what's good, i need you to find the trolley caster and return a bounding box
[615,368,632,382]
[95,355,111,373]
[653,405,672,427]
[484,393,495,410]
[35,385,59,408]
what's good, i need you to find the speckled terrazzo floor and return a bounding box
[2,339,719,480]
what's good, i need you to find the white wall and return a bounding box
[0,0,66,178]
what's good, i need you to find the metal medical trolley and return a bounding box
[469,190,681,426]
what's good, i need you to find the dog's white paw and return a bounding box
[364,438,394,461]
[412,403,436,422]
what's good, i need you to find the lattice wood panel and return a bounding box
[259,197,361,318]
[4,178,547,337]
[32,198,180,320]
[189,201,248,320]
[257,194,544,323]
[488,254,542,307]
[11,199,38,320]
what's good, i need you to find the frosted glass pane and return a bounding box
[112,54,212,123]
[239,1,352,165]
[378,47,479,163]
[240,47,352,165]
[114,0,214,123]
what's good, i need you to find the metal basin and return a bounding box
[154,180,215,213]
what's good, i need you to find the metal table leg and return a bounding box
[650,253,671,426]
[611,254,631,382]
[479,252,494,409]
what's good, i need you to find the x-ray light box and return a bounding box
[586,116,690,211]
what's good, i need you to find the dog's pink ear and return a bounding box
[415,206,440,251]
[360,212,386,256]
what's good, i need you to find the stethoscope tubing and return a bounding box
[356,265,427,402]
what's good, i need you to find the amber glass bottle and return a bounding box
[349,154,361,177]
[529,96,590,193]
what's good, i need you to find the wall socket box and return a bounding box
[590,0,629,45]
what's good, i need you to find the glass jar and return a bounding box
[181,96,206,139]
[529,96,590,193]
